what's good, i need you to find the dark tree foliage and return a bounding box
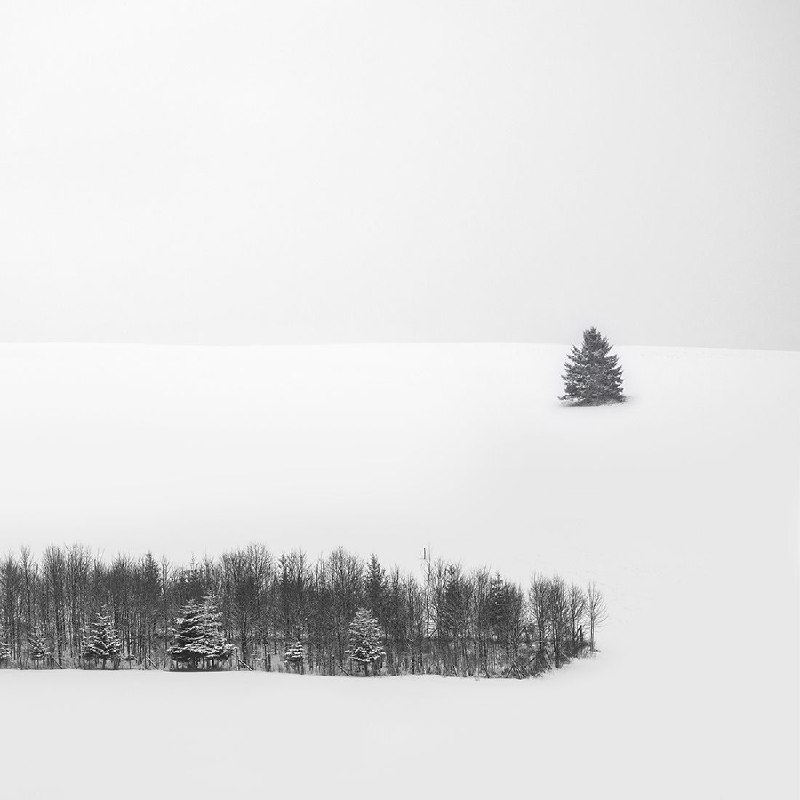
[488,573,524,663]
[560,327,624,405]
[365,555,388,627]
[0,544,605,678]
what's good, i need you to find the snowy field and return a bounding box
[0,343,798,798]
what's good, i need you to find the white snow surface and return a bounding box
[0,343,798,798]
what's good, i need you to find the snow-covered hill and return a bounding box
[0,343,798,798]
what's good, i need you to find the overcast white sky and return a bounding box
[1,1,798,349]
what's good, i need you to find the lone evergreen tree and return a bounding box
[284,640,305,673]
[560,327,624,405]
[168,594,233,670]
[81,607,122,669]
[347,608,385,676]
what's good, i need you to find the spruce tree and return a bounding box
[168,594,232,670]
[560,327,624,405]
[284,640,305,673]
[347,608,385,676]
[81,607,122,669]
[168,598,206,669]
[200,593,234,668]
[28,628,48,667]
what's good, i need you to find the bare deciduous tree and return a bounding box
[587,581,607,652]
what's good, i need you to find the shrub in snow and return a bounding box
[168,594,234,670]
[347,608,386,676]
[82,607,122,669]
[284,640,305,673]
[560,327,624,405]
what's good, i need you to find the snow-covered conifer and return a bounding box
[168,599,205,669]
[28,628,48,667]
[168,594,233,670]
[200,593,234,667]
[81,607,122,669]
[560,327,624,405]
[346,608,385,676]
[284,640,305,673]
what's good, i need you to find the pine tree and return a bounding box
[28,627,48,667]
[81,607,122,669]
[168,594,233,670]
[284,640,305,673]
[347,608,385,676]
[560,327,624,405]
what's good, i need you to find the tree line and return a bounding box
[0,544,606,678]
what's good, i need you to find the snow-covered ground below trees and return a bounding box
[0,343,798,798]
